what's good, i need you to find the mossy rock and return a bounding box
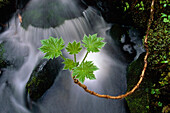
[0,43,9,75]
[109,24,125,42]
[21,0,85,29]
[127,52,145,80]
[26,58,63,101]
[126,52,151,113]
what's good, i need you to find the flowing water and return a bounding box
[0,0,144,113]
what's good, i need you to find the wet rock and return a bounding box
[0,0,16,24]
[127,52,145,77]
[21,0,87,29]
[126,52,150,113]
[109,24,136,62]
[109,24,125,42]
[82,0,133,25]
[0,0,30,33]
[26,58,63,101]
[0,43,9,76]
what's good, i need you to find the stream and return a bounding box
[0,0,144,113]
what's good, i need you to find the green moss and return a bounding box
[0,43,7,68]
[26,73,46,100]
[26,59,61,101]
[126,53,151,113]
[127,52,145,82]
[0,43,4,63]
[146,18,170,69]
[126,91,149,113]
[21,2,67,29]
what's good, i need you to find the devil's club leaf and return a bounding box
[82,34,106,53]
[73,61,98,83]
[63,58,77,70]
[66,41,82,54]
[39,36,65,59]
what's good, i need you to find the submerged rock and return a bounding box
[26,58,63,101]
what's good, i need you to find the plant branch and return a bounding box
[72,0,155,99]
[74,54,76,63]
[82,52,89,63]
[60,54,66,60]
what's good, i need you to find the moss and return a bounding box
[26,58,62,101]
[126,53,151,113]
[21,1,66,29]
[126,92,149,113]
[0,43,8,69]
[127,52,145,81]
[0,43,4,63]
[146,18,170,69]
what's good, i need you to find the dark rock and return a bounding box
[0,0,30,33]
[0,43,9,76]
[26,58,63,101]
[109,24,136,62]
[126,52,150,113]
[0,0,16,24]
[82,0,133,25]
[127,52,145,78]
[21,0,87,29]
[109,24,125,42]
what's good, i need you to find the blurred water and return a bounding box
[0,0,129,113]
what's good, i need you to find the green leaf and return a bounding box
[135,3,140,7]
[161,13,167,18]
[151,89,155,94]
[73,61,98,83]
[163,4,167,7]
[146,106,149,109]
[158,101,163,107]
[82,34,106,53]
[161,60,168,63]
[39,36,65,59]
[141,1,144,6]
[163,18,169,23]
[66,41,82,54]
[62,58,77,71]
[155,89,161,95]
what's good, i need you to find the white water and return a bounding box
[0,0,129,113]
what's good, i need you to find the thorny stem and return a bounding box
[72,0,155,99]
[82,52,89,63]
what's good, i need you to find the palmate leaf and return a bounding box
[62,58,77,71]
[39,36,65,59]
[82,34,106,53]
[73,61,98,83]
[66,41,82,54]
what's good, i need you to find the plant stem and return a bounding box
[82,52,89,63]
[60,54,66,60]
[72,0,155,99]
[74,54,76,63]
